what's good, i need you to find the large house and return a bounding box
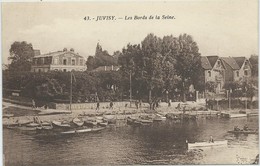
[201,56,225,93]
[31,48,87,72]
[201,55,252,93]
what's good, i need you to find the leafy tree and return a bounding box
[174,34,201,101]
[86,43,118,70]
[8,41,35,72]
[249,54,258,77]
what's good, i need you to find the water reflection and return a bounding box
[4,117,259,165]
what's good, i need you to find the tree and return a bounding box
[174,34,201,101]
[249,54,258,77]
[86,43,118,70]
[8,41,35,72]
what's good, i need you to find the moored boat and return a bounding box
[26,122,40,127]
[228,130,258,134]
[98,119,108,127]
[7,126,37,131]
[84,119,98,126]
[60,127,105,134]
[52,120,71,128]
[188,140,228,149]
[72,117,84,127]
[153,114,167,121]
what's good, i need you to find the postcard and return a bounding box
[2,0,259,165]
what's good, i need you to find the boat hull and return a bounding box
[188,140,228,149]
[60,127,105,134]
[228,130,258,134]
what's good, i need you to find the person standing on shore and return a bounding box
[110,101,113,109]
[32,99,36,110]
[96,102,100,111]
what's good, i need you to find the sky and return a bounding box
[2,0,258,64]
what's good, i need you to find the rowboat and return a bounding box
[98,120,108,127]
[153,114,167,121]
[140,119,153,124]
[36,125,53,130]
[7,126,37,131]
[84,119,98,126]
[228,130,258,134]
[52,120,71,128]
[72,118,84,127]
[60,127,105,134]
[188,140,228,149]
[26,122,40,127]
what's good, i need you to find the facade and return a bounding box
[201,56,252,92]
[201,56,225,93]
[233,57,252,82]
[31,48,87,72]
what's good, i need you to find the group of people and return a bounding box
[234,124,249,131]
[96,101,114,111]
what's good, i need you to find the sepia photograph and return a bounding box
[1,0,259,165]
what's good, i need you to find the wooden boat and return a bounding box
[60,127,105,134]
[228,130,258,134]
[3,114,14,118]
[133,120,142,126]
[140,119,153,124]
[84,119,98,126]
[7,126,37,131]
[127,117,136,124]
[98,120,108,127]
[153,114,167,121]
[72,118,84,127]
[26,122,40,127]
[139,115,153,124]
[188,140,228,149]
[52,120,71,128]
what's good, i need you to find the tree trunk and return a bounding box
[182,81,186,102]
[149,89,152,110]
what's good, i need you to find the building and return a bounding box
[31,48,86,72]
[201,56,252,92]
[201,56,225,93]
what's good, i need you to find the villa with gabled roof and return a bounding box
[201,55,252,92]
[31,48,87,72]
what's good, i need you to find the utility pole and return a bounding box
[70,71,72,112]
[130,70,132,107]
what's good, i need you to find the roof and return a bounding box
[201,56,212,69]
[206,56,219,68]
[233,57,246,68]
[34,50,83,59]
[220,57,240,70]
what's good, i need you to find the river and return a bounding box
[3,116,259,165]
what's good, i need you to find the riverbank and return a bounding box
[3,100,258,126]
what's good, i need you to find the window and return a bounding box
[63,69,67,72]
[244,70,248,76]
[245,61,248,66]
[236,71,239,77]
[72,59,75,65]
[80,59,83,66]
[38,69,41,72]
[54,58,58,65]
[208,71,211,77]
[63,59,67,65]
[217,61,221,65]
